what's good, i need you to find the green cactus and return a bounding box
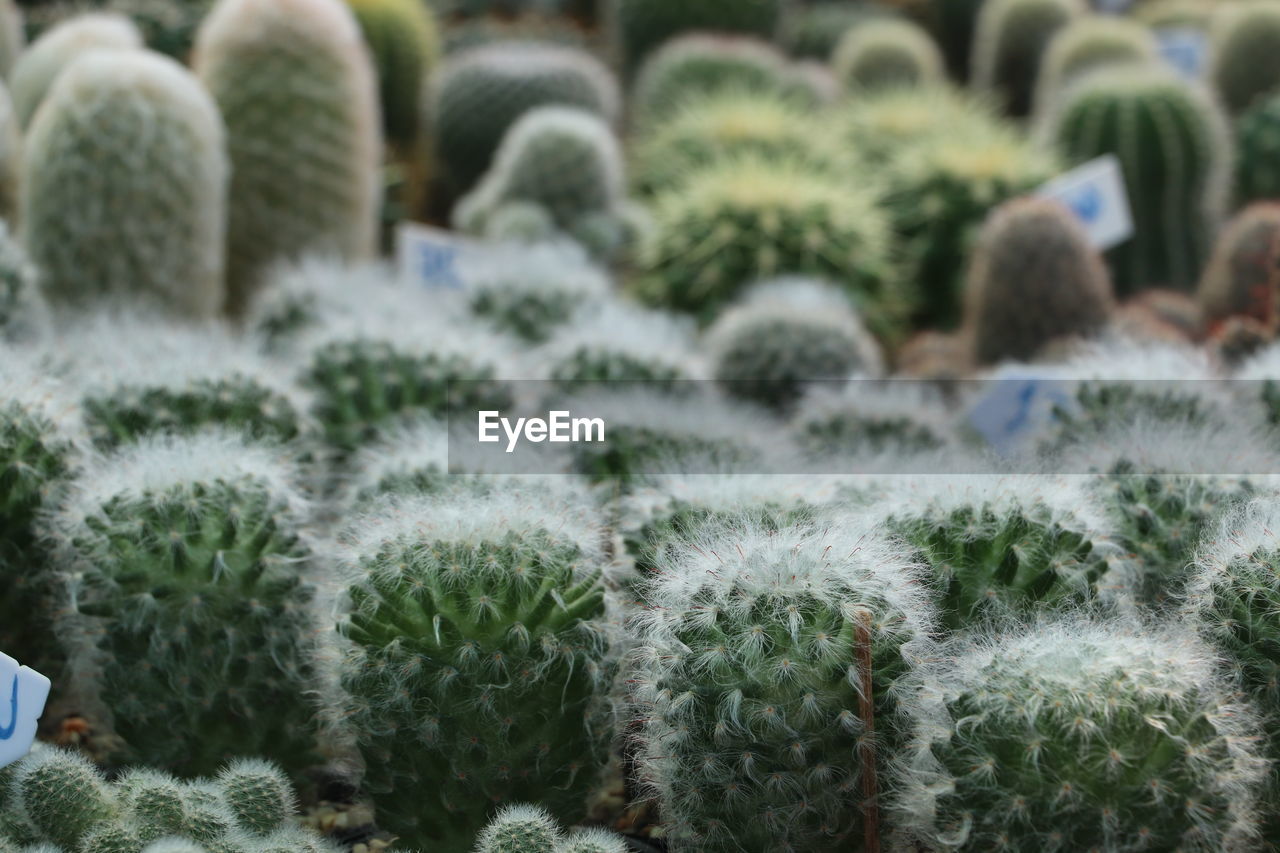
[343,0,440,149]
[972,0,1084,117]
[9,749,115,850]
[631,519,937,851]
[1210,0,1280,115]
[1041,63,1230,295]
[429,41,618,197]
[613,0,782,73]
[832,17,944,93]
[0,85,18,227]
[539,300,700,392]
[1196,203,1280,333]
[1236,90,1280,206]
[50,431,322,776]
[791,381,951,458]
[215,760,294,837]
[1031,14,1159,121]
[474,805,628,853]
[963,196,1115,366]
[0,222,47,345]
[707,278,884,411]
[634,154,895,328]
[335,489,616,851]
[9,13,143,129]
[466,243,609,344]
[22,48,227,320]
[779,2,893,62]
[925,0,985,81]
[193,0,381,317]
[903,617,1268,850]
[840,83,998,168]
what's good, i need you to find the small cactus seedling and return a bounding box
[1196,203,1280,334]
[22,48,227,320]
[630,518,937,851]
[48,431,323,776]
[706,278,884,411]
[831,18,944,93]
[1031,14,1158,122]
[193,0,382,317]
[962,196,1115,366]
[1210,0,1280,115]
[334,488,617,850]
[613,0,782,74]
[474,804,628,853]
[902,617,1268,850]
[343,0,440,149]
[971,0,1085,117]
[465,242,609,344]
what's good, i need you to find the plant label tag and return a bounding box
[1155,27,1208,79]
[1036,154,1133,250]
[397,222,477,291]
[0,651,49,770]
[967,368,1077,455]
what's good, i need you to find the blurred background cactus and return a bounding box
[1209,0,1280,116]
[832,17,943,93]
[971,0,1084,118]
[611,0,782,74]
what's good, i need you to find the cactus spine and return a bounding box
[22,48,226,320]
[193,0,381,317]
[1196,203,1280,334]
[1209,0,1280,115]
[832,18,944,93]
[971,0,1084,118]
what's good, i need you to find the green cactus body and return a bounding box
[52,432,322,776]
[193,0,381,317]
[0,0,21,79]
[10,749,115,850]
[635,154,894,327]
[335,490,616,850]
[0,223,47,345]
[104,0,210,60]
[466,243,609,344]
[1235,90,1280,206]
[631,519,936,851]
[475,806,630,853]
[1196,203,1280,333]
[22,48,227,320]
[963,196,1115,366]
[1031,15,1158,122]
[429,41,618,197]
[780,3,893,62]
[905,618,1267,850]
[1042,63,1229,295]
[791,380,951,459]
[343,0,439,148]
[537,301,701,393]
[832,17,944,93]
[1210,0,1280,115]
[971,0,1083,117]
[614,0,782,74]
[840,83,998,168]
[926,0,984,81]
[0,84,18,227]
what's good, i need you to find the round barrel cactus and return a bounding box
[1196,202,1280,334]
[343,0,439,148]
[831,17,944,93]
[1031,14,1157,121]
[465,242,609,344]
[840,83,998,168]
[971,0,1084,117]
[475,804,628,853]
[1236,90,1280,205]
[1210,0,1280,115]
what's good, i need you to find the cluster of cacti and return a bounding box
[536,299,701,390]
[474,805,627,853]
[925,0,984,80]
[1031,14,1158,120]
[1196,203,1280,334]
[831,17,944,93]
[839,83,997,167]
[612,0,782,74]
[971,0,1084,117]
[962,196,1115,366]
[1209,0,1280,116]
[466,242,610,343]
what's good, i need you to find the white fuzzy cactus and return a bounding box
[22,48,227,319]
[790,379,953,458]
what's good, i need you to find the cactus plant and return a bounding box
[779,2,893,62]
[839,82,997,168]
[193,0,381,318]
[9,13,142,129]
[343,0,440,149]
[334,488,617,850]
[1040,62,1230,295]
[630,518,937,851]
[1235,90,1280,206]
[1031,14,1159,121]
[971,0,1084,118]
[475,805,628,853]
[963,196,1115,366]
[613,0,783,73]
[707,278,884,411]
[832,17,944,93]
[1196,203,1280,335]
[925,0,985,81]
[48,431,323,776]
[429,41,618,197]
[902,617,1268,850]
[465,242,609,343]
[0,223,47,345]
[0,0,20,79]
[634,154,895,329]
[1209,0,1280,115]
[22,48,226,320]
[791,379,952,458]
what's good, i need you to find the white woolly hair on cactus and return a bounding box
[0,341,84,439]
[528,298,705,380]
[1186,496,1280,598]
[790,379,956,437]
[1054,333,1221,380]
[621,469,842,534]
[9,12,142,128]
[461,239,611,306]
[1234,339,1280,379]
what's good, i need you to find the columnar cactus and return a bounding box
[1236,90,1280,205]
[902,617,1267,850]
[464,242,609,344]
[429,41,618,197]
[9,13,142,128]
[831,18,945,93]
[1041,63,1230,295]
[971,0,1084,117]
[1196,203,1280,334]
[706,278,884,411]
[613,0,782,73]
[1031,15,1159,121]
[963,196,1115,366]
[193,0,381,317]
[334,488,617,850]
[536,300,702,390]
[635,154,894,327]
[630,519,937,851]
[22,48,227,320]
[925,0,985,80]
[1210,0,1280,115]
[343,0,439,149]
[48,431,323,775]
[475,805,628,853]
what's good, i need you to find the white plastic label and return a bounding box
[1035,155,1134,250]
[1156,27,1208,79]
[967,369,1077,455]
[0,652,49,770]
[396,222,476,290]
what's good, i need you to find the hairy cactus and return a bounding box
[634,154,894,328]
[1196,203,1280,334]
[429,41,618,197]
[707,278,883,411]
[971,0,1084,117]
[903,617,1267,850]
[9,748,115,849]
[840,83,997,168]
[1041,63,1230,295]
[49,431,323,775]
[613,0,782,73]
[631,519,936,851]
[344,0,439,149]
[963,196,1115,366]
[791,380,951,458]
[10,13,142,129]
[334,488,616,850]
[0,223,47,344]
[1210,0,1280,115]
[193,0,381,317]
[474,805,628,853]
[465,242,609,343]
[1031,14,1158,121]
[0,85,17,227]
[886,117,1060,328]
[832,18,944,93]
[22,48,226,320]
